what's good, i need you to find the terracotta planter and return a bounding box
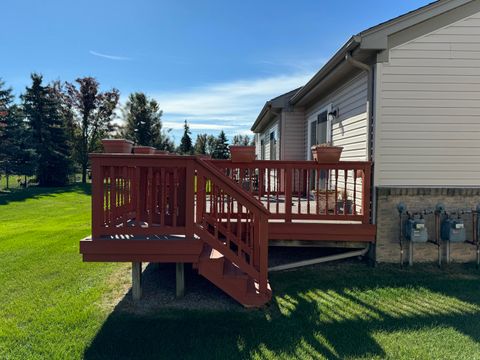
[102,139,133,153]
[230,146,256,163]
[310,190,336,213]
[311,145,343,163]
[155,150,169,155]
[197,154,211,160]
[133,146,155,154]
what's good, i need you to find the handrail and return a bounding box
[209,158,373,225]
[195,158,270,216]
[194,157,269,294]
[89,153,270,295]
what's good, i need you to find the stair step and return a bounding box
[223,260,248,280]
[246,278,272,296]
[199,245,224,261]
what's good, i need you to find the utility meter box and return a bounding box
[404,217,428,243]
[441,218,466,243]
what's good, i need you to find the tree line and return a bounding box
[0,75,254,188]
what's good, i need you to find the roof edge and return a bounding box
[289,36,361,105]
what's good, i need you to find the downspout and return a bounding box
[345,51,377,263]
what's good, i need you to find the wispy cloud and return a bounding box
[154,71,314,138]
[89,50,132,61]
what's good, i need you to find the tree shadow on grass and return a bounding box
[84,263,480,359]
[0,184,91,205]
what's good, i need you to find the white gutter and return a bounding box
[345,51,377,233]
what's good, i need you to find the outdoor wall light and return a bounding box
[327,109,338,122]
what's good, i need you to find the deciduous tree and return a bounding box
[63,77,119,183]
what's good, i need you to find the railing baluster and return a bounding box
[305,169,311,215]
[285,167,292,222]
[148,167,153,226]
[267,168,270,211]
[275,168,279,215]
[344,169,348,216]
[334,169,338,216]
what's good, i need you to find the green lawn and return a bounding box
[1,186,480,359]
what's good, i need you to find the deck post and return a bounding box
[132,262,142,300]
[176,262,185,298]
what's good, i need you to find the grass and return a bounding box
[1,186,480,359]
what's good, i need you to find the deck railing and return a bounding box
[210,160,372,225]
[90,153,270,295]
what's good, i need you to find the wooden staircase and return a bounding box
[197,245,271,307]
[82,153,272,308]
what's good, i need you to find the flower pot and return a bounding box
[197,154,211,160]
[133,146,155,154]
[230,146,256,163]
[155,150,169,155]
[310,190,337,213]
[102,139,133,153]
[311,145,343,163]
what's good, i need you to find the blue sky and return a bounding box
[1,0,431,143]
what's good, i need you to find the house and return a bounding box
[251,0,480,264]
[80,0,480,309]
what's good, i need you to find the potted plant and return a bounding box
[133,146,156,154]
[102,139,133,153]
[230,146,256,163]
[311,143,343,163]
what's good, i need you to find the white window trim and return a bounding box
[260,134,265,160]
[307,104,332,160]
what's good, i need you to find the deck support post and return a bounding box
[132,262,142,300]
[176,263,185,298]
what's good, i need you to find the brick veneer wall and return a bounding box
[375,188,480,263]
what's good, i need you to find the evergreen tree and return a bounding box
[178,120,193,155]
[0,104,36,188]
[22,73,72,186]
[63,77,119,183]
[212,130,230,159]
[194,133,208,155]
[123,92,173,150]
[0,80,35,188]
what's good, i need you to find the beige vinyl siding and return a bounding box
[375,11,480,187]
[304,72,368,161]
[281,111,305,160]
[255,134,261,160]
[304,72,368,213]
[256,119,280,160]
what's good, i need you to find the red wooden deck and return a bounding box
[79,149,375,306]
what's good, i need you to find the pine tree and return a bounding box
[22,74,72,187]
[178,120,193,155]
[0,80,35,189]
[212,130,230,159]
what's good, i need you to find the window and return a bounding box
[260,138,265,160]
[308,105,332,160]
[270,131,276,160]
